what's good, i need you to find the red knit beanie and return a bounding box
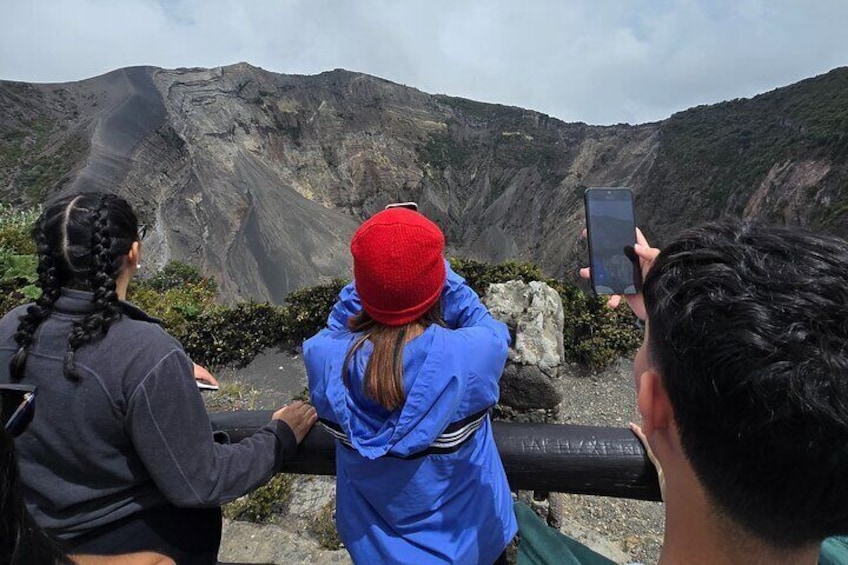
[351,208,446,326]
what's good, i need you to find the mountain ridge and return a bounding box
[1,64,846,302]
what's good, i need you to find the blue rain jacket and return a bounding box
[304,264,517,565]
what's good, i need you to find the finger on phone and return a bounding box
[633,243,660,261]
[579,267,590,280]
[607,295,623,309]
[580,228,587,239]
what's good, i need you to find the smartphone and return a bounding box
[385,202,419,211]
[197,381,220,391]
[3,387,37,436]
[584,187,640,296]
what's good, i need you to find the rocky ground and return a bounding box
[207,349,663,565]
[556,357,664,564]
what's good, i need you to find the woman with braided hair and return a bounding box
[0,192,317,564]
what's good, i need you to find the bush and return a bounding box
[222,473,295,523]
[280,279,348,342]
[309,499,344,550]
[0,204,39,255]
[452,258,641,369]
[129,273,346,369]
[141,260,216,294]
[0,204,40,311]
[128,276,219,339]
[0,212,638,372]
[449,257,543,296]
[180,302,288,368]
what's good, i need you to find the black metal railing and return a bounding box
[210,411,662,502]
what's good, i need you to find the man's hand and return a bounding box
[579,227,660,320]
[193,363,219,387]
[272,401,318,444]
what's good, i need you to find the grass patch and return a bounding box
[223,473,296,523]
[309,498,344,550]
[202,380,262,413]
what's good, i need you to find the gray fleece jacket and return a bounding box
[0,288,296,539]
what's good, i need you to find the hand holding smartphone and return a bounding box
[584,188,640,296]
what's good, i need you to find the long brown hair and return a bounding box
[343,302,444,410]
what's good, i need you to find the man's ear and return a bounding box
[637,370,674,437]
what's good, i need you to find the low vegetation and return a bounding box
[449,257,640,368]
[0,204,41,312]
[654,67,848,221]
[0,206,639,371]
[310,499,344,550]
[222,473,296,523]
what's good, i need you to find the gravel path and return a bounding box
[211,350,664,564]
[557,357,664,564]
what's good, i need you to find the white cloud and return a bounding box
[1,0,846,124]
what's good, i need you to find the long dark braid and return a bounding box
[64,195,125,380]
[9,216,64,381]
[9,192,139,382]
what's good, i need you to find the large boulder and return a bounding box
[485,281,564,410]
[499,363,561,410]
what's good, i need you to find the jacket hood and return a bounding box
[308,327,467,459]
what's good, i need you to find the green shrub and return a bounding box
[142,260,216,293]
[130,269,345,370]
[222,473,295,523]
[310,499,344,550]
[280,279,348,342]
[130,275,288,369]
[449,257,543,297]
[202,380,262,413]
[0,204,39,255]
[452,258,641,369]
[180,301,288,368]
[128,277,219,339]
[0,251,40,310]
[0,204,40,311]
[544,278,639,368]
[0,279,34,314]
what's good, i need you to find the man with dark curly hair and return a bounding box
[600,220,848,564]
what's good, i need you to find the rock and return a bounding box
[219,519,351,564]
[485,281,565,377]
[499,363,562,409]
[286,475,336,518]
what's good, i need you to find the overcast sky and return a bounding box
[1,0,846,125]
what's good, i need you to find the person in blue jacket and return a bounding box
[304,207,517,565]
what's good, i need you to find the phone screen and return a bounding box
[584,188,640,295]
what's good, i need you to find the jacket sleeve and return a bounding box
[442,262,510,339]
[443,263,511,408]
[326,282,361,331]
[126,349,298,507]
